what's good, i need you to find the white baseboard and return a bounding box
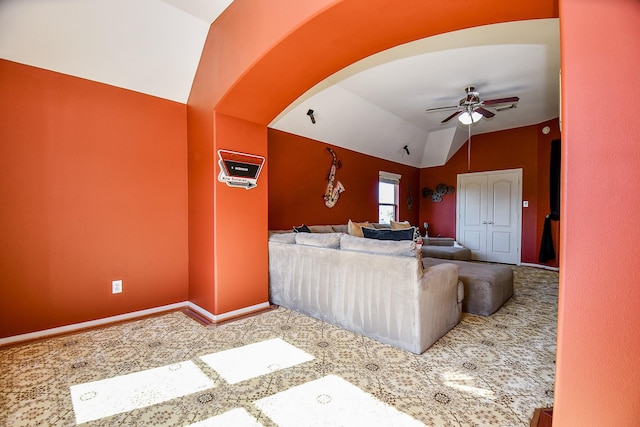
[1,300,272,347]
[186,301,271,323]
[520,262,560,271]
[0,302,187,347]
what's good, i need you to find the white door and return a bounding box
[457,175,487,259]
[457,169,522,264]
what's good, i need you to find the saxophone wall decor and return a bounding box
[323,147,345,208]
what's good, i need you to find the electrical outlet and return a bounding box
[112,280,123,294]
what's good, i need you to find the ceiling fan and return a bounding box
[426,86,519,124]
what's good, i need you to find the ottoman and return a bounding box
[422,258,514,316]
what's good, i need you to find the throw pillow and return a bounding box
[308,225,335,233]
[371,223,391,229]
[347,219,371,237]
[332,224,349,233]
[362,226,416,241]
[391,220,422,241]
[390,220,411,229]
[293,224,311,233]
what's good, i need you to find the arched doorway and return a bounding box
[188,0,558,314]
[189,2,640,425]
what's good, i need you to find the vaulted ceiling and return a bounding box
[0,1,560,168]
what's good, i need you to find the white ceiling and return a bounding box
[0,0,233,103]
[0,2,559,168]
[270,19,560,168]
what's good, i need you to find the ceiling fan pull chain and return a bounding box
[467,121,471,172]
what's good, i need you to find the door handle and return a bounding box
[482,221,487,224]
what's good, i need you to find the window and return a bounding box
[378,171,401,224]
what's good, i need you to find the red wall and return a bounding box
[12,7,640,425]
[419,119,561,266]
[555,0,640,425]
[186,108,270,317]
[0,60,189,337]
[268,130,420,230]
[6,0,638,424]
[188,0,308,315]
[212,113,269,313]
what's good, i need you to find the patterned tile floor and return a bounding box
[0,266,558,426]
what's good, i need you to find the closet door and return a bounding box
[486,171,521,264]
[457,169,522,264]
[458,174,488,259]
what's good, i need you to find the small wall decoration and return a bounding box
[217,150,265,189]
[422,183,454,202]
[323,147,345,208]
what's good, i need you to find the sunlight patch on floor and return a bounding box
[254,374,424,427]
[70,361,213,424]
[186,408,264,427]
[442,370,495,398]
[200,338,314,384]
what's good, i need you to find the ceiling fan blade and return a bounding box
[441,111,461,123]
[482,96,520,106]
[476,107,495,118]
[496,104,517,112]
[425,105,458,112]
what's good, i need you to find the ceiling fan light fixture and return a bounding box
[458,111,482,125]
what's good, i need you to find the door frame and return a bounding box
[456,168,523,264]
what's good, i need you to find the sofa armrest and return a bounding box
[417,263,461,350]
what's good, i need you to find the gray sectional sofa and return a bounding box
[268,232,463,354]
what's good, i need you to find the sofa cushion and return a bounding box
[340,234,417,257]
[362,226,416,241]
[332,224,348,233]
[268,232,296,244]
[293,224,311,233]
[295,232,342,248]
[348,219,371,237]
[308,225,335,233]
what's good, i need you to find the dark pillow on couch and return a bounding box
[362,226,416,241]
[293,224,311,233]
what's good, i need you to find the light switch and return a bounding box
[523,200,529,208]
